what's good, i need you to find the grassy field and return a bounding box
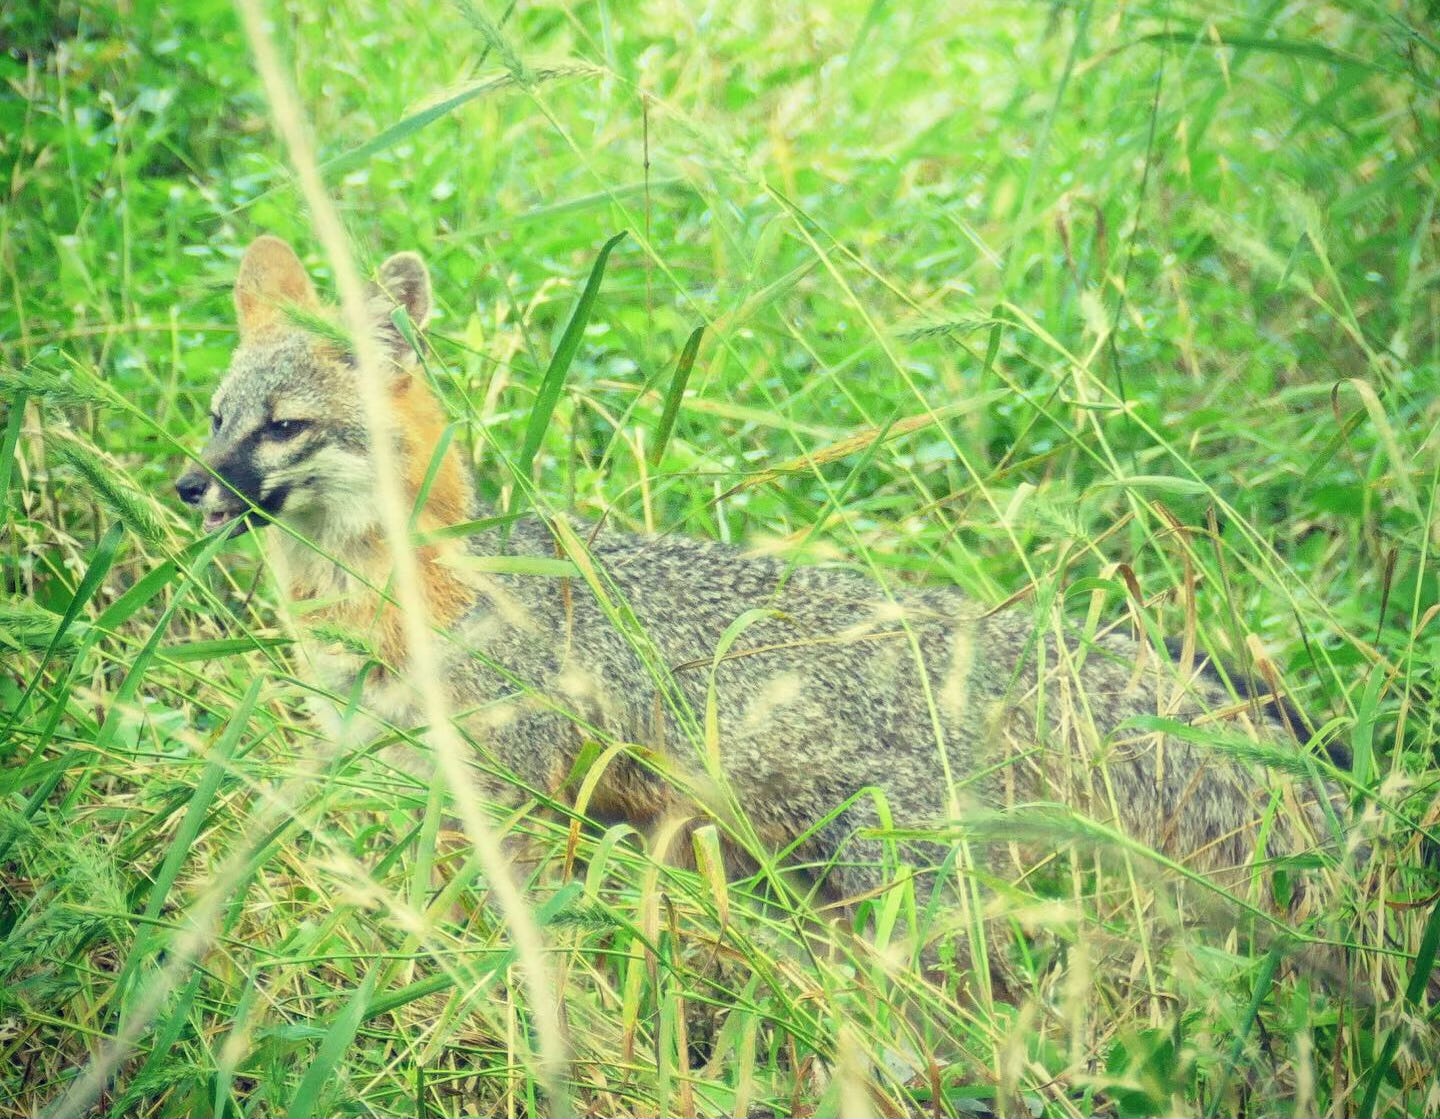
[3,0,1438,1115]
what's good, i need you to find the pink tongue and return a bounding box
[204,512,229,531]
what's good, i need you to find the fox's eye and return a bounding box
[209,413,222,436]
[266,418,312,440]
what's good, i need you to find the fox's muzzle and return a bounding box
[175,443,268,535]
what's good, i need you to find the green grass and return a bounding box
[2,0,1438,1115]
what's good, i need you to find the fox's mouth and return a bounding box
[203,509,252,537]
[198,483,291,538]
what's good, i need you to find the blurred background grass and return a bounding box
[1,1,1437,1115]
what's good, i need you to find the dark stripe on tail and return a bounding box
[1163,636,1351,769]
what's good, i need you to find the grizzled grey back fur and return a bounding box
[439,515,1335,905]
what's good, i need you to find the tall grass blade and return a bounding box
[114,678,261,1013]
[1130,28,1391,73]
[360,882,587,1023]
[286,966,382,1118]
[1,520,121,735]
[11,527,232,842]
[649,325,703,465]
[95,538,212,630]
[0,388,24,500]
[721,398,998,498]
[318,65,596,180]
[516,230,628,478]
[111,970,207,1118]
[1204,941,1284,1117]
[1358,897,1440,1118]
[158,636,292,662]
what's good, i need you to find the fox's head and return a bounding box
[176,236,471,543]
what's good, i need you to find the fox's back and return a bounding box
[441,515,1321,897]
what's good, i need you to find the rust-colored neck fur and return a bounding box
[391,369,472,533]
[286,370,476,673]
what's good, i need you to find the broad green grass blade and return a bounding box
[516,230,628,478]
[1349,667,1384,789]
[981,309,1003,380]
[1402,898,1440,1012]
[95,538,211,630]
[1204,942,1284,1118]
[286,966,382,1118]
[847,0,892,64]
[447,553,579,576]
[111,970,207,1118]
[649,325,703,465]
[158,636,292,662]
[360,882,586,1024]
[0,390,25,500]
[405,417,457,530]
[1093,474,1213,496]
[90,528,234,747]
[703,607,783,764]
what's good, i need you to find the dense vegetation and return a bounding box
[2,1,1437,1115]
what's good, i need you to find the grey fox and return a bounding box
[176,235,1342,917]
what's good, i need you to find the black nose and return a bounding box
[175,470,208,506]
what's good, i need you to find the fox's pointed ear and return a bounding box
[234,236,319,338]
[374,251,432,331]
[366,251,433,365]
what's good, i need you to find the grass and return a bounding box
[2,0,1438,1115]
